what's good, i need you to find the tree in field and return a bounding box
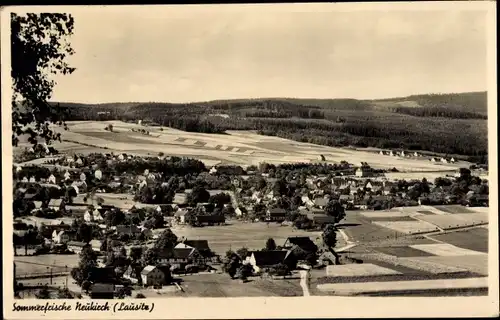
[71,246,97,286]
[235,264,253,282]
[129,246,143,262]
[223,253,242,279]
[11,13,76,148]
[324,200,346,224]
[236,247,249,260]
[153,228,178,257]
[265,238,277,251]
[187,185,210,205]
[322,224,338,249]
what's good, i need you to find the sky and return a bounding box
[37,4,490,103]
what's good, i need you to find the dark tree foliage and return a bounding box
[11,13,76,148]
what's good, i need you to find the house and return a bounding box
[339,194,354,204]
[355,165,373,177]
[90,239,103,253]
[84,210,93,222]
[173,193,187,206]
[141,265,165,287]
[283,236,317,252]
[116,225,141,236]
[48,174,56,184]
[235,207,248,217]
[318,248,340,266]
[441,157,448,163]
[194,214,225,226]
[89,283,115,299]
[176,239,212,261]
[174,210,189,224]
[123,265,142,284]
[314,197,328,209]
[266,208,287,222]
[67,241,89,254]
[52,230,70,244]
[92,209,104,221]
[158,248,200,269]
[247,250,289,273]
[307,214,337,227]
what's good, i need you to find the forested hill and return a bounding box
[50,91,488,160]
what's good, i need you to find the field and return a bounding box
[15,254,78,276]
[173,273,303,297]
[169,221,324,255]
[371,221,440,234]
[316,277,488,295]
[404,255,488,276]
[325,263,402,277]
[414,213,489,230]
[429,228,488,253]
[14,120,472,174]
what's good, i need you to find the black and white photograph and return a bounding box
[2,2,498,319]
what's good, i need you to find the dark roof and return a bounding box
[116,225,141,234]
[267,208,286,216]
[195,215,225,223]
[251,250,288,266]
[285,237,316,250]
[67,241,88,247]
[171,248,194,259]
[183,240,210,251]
[88,267,116,283]
[308,214,337,224]
[314,198,328,207]
[90,283,115,293]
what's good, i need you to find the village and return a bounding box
[12,147,489,298]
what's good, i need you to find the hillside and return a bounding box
[46,91,487,160]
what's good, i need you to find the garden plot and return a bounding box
[372,221,439,234]
[316,277,488,295]
[406,255,488,276]
[414,213,488,230]
[409,244,485,257]
[326,263,402,277]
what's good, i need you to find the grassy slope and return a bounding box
[48,91,487,157]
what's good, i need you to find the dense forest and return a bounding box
[51,91,488,160]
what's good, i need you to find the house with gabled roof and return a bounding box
[141,265,165,287]
[247,250,290,274]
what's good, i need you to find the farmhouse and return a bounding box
[67,241,90,254]
[176,239,212,259]
[116,225,141,237]
[174,210,189,224]
[266,208,287,222]
[141,265,165,287]
[283,236,317,252]
[307,214,337,227]
[194,214,225,226]
[89,283,115,299]
[247,250,290,274]
[52,230,70,244]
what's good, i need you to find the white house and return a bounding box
[389,151,394,156]
[401,151,405,157]
[47,174,56,184]
[84,210,93,222]
[29,176,36,183]
[450,157,456,163]
[440,158,448,163]
[94,170,103,180]
[414,152,419,157]
[79,173,86,181]
[430,158,436,162]
[75,158,83,166]
[379,151,384,155]
[93,209,104,221]
[22,177,28,183]
[52,230,70,244]
[209,167,218,175]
